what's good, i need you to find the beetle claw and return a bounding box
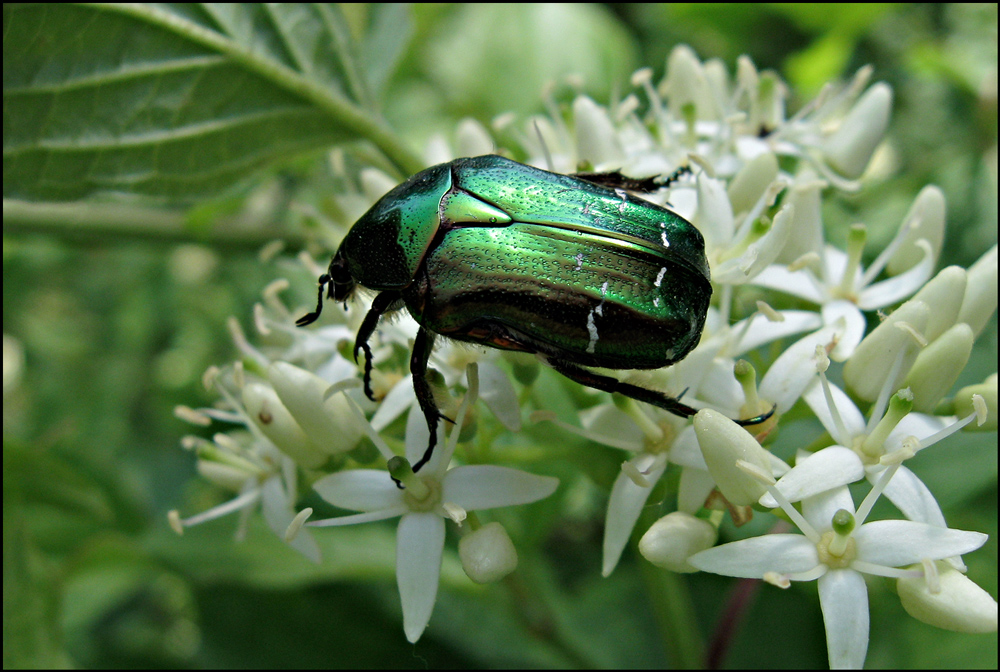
[734,403,777,427]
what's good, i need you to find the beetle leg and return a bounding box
[409,327,456,474]
[545,358,775,427]
[353,291,400,402]
[546,358,700,418]
[655,164,692,189]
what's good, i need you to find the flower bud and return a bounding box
[843,300,929,401]
[954,374,998,432]
[898,563,998,633]
[958,244,998,338]
[663,45,716,121]
[822,82,892,179]
[888,185,946,275]
[459,522,518,584]
[573,96,624,166]
[639,512,718,573]
[908,266,967,342]
[727,151,778,218]
[268,362,364,454]
[903,323,974,413]
[694,409,771,506]
[243,382,329,469]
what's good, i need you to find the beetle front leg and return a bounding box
[545,358,774,426]
[353,291,400,402]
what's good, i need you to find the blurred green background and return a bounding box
[4,3,996,668]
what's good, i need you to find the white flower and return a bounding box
[691,473,988,668]
[302,365,558,642]
[170,367,321,562]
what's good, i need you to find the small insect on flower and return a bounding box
[298,155,772,474]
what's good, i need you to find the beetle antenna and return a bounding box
[296,273,330,327]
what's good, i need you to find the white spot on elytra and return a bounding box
[586,282,610,353]
[654,266,667,287]
[574,253,584,271]
[586,313,599,353]
[615,188,627,214]
[654,297,660,308]
[659,222,671,248]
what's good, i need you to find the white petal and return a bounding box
[397,513,446,643]
[760,447,864,508]
[857,239,934,310]
[818,569,870,669]
[854,521,987,566]
[689,535,820,577]
[261,476,320,563]
[669,335,724,393]
[442,465,558,510]
[884,412,951,449]
[455,118,494,157]
[803,379,866,446]
[728,310,822,356]
[776,174,825,264]
[801,486,856,533]
[478,362,521,431]
[313,470,403,511]
[695,174,735,248]
[873,465,946,527]
[370,374,415,431]
[759,324,844,413]
[822,301,866,361]
[405,404,447,474]
[821,245,857,291]
[694,356,745,411]
[602,455,668,576]
[752,264,826,303]
[669,425,708,470]
[579,405,645,450]
[713,203,794,285]
[677,465,715,514]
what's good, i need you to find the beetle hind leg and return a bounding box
[545,358,774,427]
[546,358,701,419]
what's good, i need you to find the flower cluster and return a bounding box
[173,46,997,665]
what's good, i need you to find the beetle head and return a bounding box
[327,249,356,302]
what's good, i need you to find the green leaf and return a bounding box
[3,3,421,202]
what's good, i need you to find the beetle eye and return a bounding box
[328,255,355,302]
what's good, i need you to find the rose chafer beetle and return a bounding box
[298,155,771,473]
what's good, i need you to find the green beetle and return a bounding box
[298,155,770,472]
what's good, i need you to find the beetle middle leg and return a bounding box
[545,357,774,426]
[409,327,455,475]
